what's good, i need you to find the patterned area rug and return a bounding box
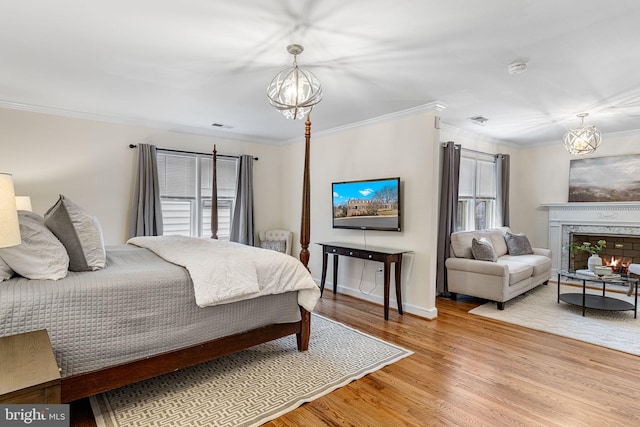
[90,314,412,427]
[469,282,639,355]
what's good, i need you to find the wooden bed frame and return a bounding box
[61,308,310,402]
[62,124,314,403]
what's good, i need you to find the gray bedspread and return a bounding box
[0,245,301,377]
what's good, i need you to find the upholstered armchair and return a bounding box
[258,229,293,255]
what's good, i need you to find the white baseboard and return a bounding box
[316,280,438,320]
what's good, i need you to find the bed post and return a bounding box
[296,308,311,351]
[211,144,218,239]
[300,114,312,269]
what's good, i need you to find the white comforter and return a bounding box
[127,236,320,311]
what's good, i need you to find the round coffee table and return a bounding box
[556,270,638,318]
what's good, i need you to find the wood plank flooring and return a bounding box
[70,291,640,426]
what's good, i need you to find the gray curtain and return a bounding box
[128,144,163,238]
[496,153,510,227]
[230,155,254,245]
[436,141,461,294]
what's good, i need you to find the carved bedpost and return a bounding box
[299,115,312,270]
[211,145,218,239]
[296,308,311,351]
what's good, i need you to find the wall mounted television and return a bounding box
[332,177,401,231]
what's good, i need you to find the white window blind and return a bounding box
[456,152,498,231]
[458,157,475,198]
[157,150,237,240]
[476,159,496,198]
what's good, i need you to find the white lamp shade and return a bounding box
[15,196,32,211]
[0,173,21,248]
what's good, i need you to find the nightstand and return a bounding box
[0,330,61,404]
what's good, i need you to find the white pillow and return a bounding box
[0,211,69,280]
[44,195,106,272]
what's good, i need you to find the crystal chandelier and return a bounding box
[563,113,602,155]
[266,44,322,120]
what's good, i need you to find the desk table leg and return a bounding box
[332,254,339,294]
[395,255,403,315]
[383,260,391,320]
[320,250,328,296]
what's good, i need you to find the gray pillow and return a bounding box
[0,211,69,280]
[0,257,14,281]
[505,231,533,256]
[471,237,497,262]
[260,240,287,253]
[44,195,106,272]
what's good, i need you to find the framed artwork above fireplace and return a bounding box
[568,154,640,202]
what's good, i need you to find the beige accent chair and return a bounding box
[445,227,552,310]
[258,229,293,255]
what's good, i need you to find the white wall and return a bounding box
[0,107,283,244]
[438,126,640,250]
[8,105,634,320]
[1,107,444,318]
[281,111,441,319]
[513,130,640,250]
[440,125,561,246]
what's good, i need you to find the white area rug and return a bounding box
[90,314,412,427]
[469,282,639,355]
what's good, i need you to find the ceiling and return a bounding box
[1,0,639,146]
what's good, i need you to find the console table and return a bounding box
[317,242,410,320]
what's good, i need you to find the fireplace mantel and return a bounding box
[541,202,640,274]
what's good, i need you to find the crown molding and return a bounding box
[0,99,277,145]
[281,101,447,144]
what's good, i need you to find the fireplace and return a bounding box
[543,202,640,275]
[569,233,640,273]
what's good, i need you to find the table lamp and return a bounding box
[0,173,21,248]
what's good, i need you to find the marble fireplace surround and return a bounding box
[542,202,640,274]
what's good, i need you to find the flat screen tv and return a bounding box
[332,177,401,231]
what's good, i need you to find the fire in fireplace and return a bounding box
[600,255,632,275]
[570,233,640,273]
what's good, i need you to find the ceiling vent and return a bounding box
[470,116,489,126]
[211,123,233,129]
[508,61,528,75]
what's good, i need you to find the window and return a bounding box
[157,150,238,240]
[456,153,497,231]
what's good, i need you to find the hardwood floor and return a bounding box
[71,292,640,426]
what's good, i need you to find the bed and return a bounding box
[0,139,317,403]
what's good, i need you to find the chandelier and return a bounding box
[563,113,602,155]
[266,44,322,120]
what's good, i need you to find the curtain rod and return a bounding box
[462,147,496,158]
[128,144,258,161]
[441,142,496,158]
